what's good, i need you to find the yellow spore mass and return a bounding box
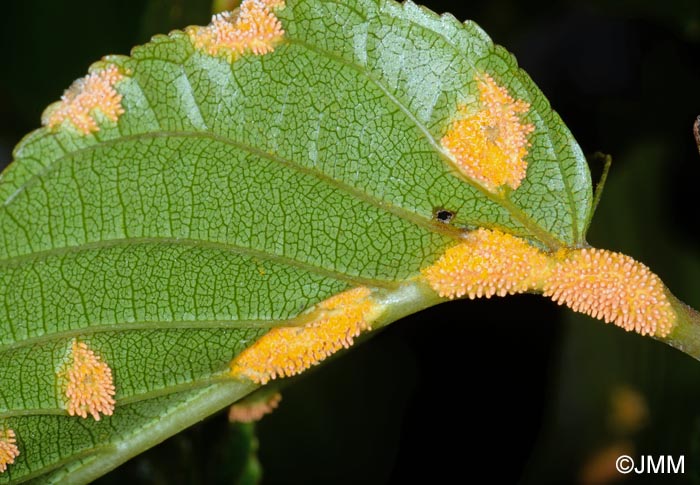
[42,65,124,135]
[188,0,285,59]
[441,73,534,192]
[422,228,548,299]
[544,249,676,336]
[231,287,379,384]
[228,392,282,423]
[62,341,116,421]
[261,0,285,8]
[0,428,19,473]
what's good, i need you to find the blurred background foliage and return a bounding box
[1,0,700,483]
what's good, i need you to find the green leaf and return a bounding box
[0,0,592,482]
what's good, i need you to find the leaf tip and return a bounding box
[0,428,19,474]
[543,248,676,337]
[61,340,116,421]
[41,65,125,135]
[441,73,534,192]
[228,392,282,423]
[230,287,379,384]
[421,228,548,299]
[188,0,285,60]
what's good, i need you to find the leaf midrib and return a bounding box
[3,446,105,485]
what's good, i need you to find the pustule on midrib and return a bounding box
[421,228,677,338]
[432,69,676,338]
[230,287,383,384]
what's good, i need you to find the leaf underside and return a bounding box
[0,0,592,482]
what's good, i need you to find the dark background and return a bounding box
[2,0,700,483]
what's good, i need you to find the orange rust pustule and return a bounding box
[0,428,19,473]
[230,287,378,384]
[260,0,286,8]
[228,392,282,423]
[62,340,116,421]
[42,65,124,135]
[188,0,285,59]
[441,73,534,192]
[544,248,676,336]
[422,228,548,299]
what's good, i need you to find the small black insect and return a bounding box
[433,207,455,224]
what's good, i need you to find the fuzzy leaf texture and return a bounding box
[0,0,593,482]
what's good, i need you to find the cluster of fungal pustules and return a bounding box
[187,0,286,59]
[3,0,292,474]
[228,392,283,423]
[441,74,534,192]
[231,287,381,384]
[426,73,676,338]
[0,429,19,473]
[62,341,117,421]
[223,26,676,392]
[1,339,117,473]
[421,229,675,337]
[2,0,678,475]
[41,0,287,135]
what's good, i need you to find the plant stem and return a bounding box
[42,381,257,485]
[371,280,446,330]
[662,294,700,360]
[374,281,700,365]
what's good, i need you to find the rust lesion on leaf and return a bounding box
[187,0,286,61]
[42,65,125,135]
[422,226,677,337]
[228,391,282,423]
[421,228,548,299]
[544,248,676,337]
[0,428,19,473]
[59,340,116,421]
[441,73,534,193]
[230,287,381,384]
[260,0,286,8]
